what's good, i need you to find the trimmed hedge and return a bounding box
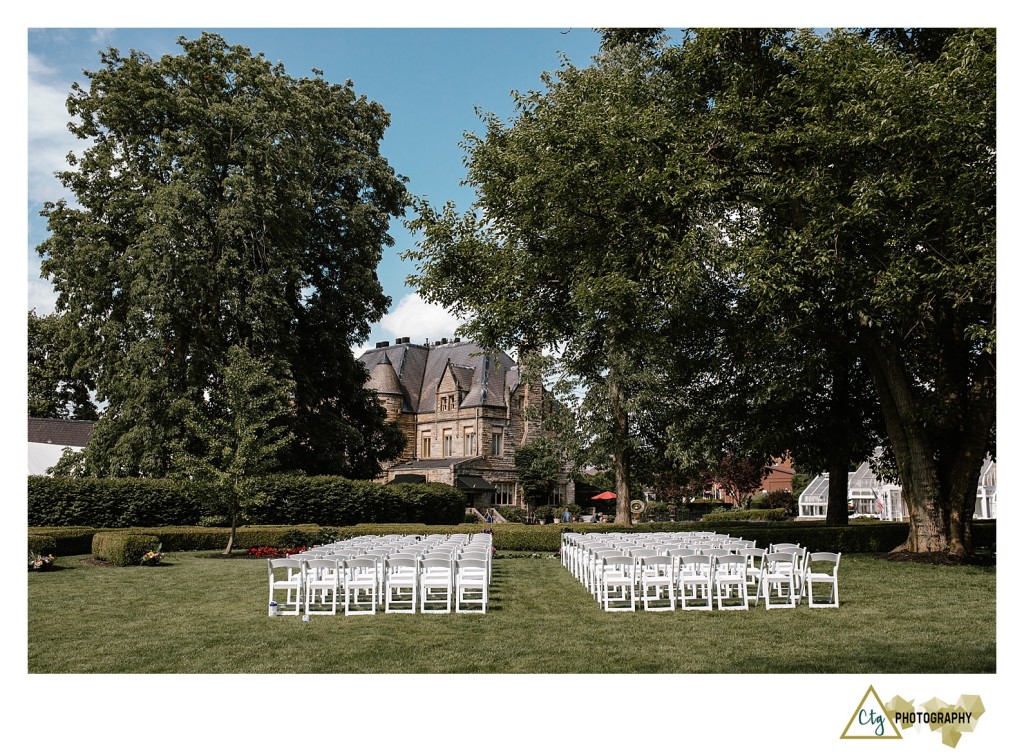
[26,526,98,556]
[28,476,466,528]
[702,507,788,523]
[27,520,996,556]
[28,534,57,556]
[92,533,160,567]
[28,476,219,528]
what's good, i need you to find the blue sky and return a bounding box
[27,27,605,353]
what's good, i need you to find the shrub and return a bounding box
[497,506,527,523]
[197,515,231,527]
[27,520,997,557]
[28,534,57,557]
[29,476,224,528]
[755,490,798,517]
[702,507,788,524]
[29,475,466,528]
[27,527,97,556]
[92,533,161,566]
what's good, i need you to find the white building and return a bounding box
[798,456,995,521]
[28,417,95,475]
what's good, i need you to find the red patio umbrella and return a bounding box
[591,491,617,500]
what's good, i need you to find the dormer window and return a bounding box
[439,393,456,412]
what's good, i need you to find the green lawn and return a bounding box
[27,551,995,673]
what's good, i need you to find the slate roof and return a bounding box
[358,340,517,413]
[28,417,96,447]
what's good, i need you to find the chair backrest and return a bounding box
[305,558,340,578]
[764,551,796,570]
[269,557,302,571]
[641,555,673,572]
[420,557,453,570]
[667,548,695,559]
[742,547,766,567]
[629,548,657,558]
[387,557,418,571]
[603,555,635,569]
[681,554,713,572]
[771,543,801,553]
[808,551,841,572]
[456,558,488,573]
[716,554,746,573]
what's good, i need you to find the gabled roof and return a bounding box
[358,340,517,413]
[28,417,96,448]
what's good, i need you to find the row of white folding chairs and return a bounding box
[562,533,757,593]
[305,541,493,602]
[561,534,839,611]
[302,533,493,596]
[592,549,839,611]
[268,553,491,616]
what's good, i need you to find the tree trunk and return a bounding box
[608,362,632,526]
[859,333,947,552]
[825,454,850,525]
[858,332,994,557]
[223,507,237,556]
[825,361,851,525]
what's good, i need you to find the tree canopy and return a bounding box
[409,28,995,556]
[37,33,407,479]
[28,310,98,421]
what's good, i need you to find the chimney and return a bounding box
[440,337,448,345]
[375,340,390,348]
[453,337,461,343]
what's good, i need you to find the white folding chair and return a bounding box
[741,547,766,601]
[639,555,676,611]
[758,551,798,609]
[455,557,489,613]
[304,558,341,615]
[600,555,637,612]
[419,557,453,613]
[803,552,841,608]
[268,558,303,616]
[343,557,378,615]
[384,556,418,614]
[678,554,714,611]
[714,554,748,610]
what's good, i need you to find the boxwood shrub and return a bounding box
[91,532,160,566]
[27,534,57,556]
[26,526,98,556]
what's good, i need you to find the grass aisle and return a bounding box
[27,552,995,673]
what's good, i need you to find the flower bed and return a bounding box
[29,553,55,571]
[246,546,308,558]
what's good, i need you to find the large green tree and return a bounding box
[37,33,406,478]
[407,42,724,524]
[696,28,995,555]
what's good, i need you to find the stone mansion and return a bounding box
[358,338,574,509]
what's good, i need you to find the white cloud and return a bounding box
[379,293,465,344]
[27,53,82,210]
[350,293,467,359]
[28,277,58,316]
